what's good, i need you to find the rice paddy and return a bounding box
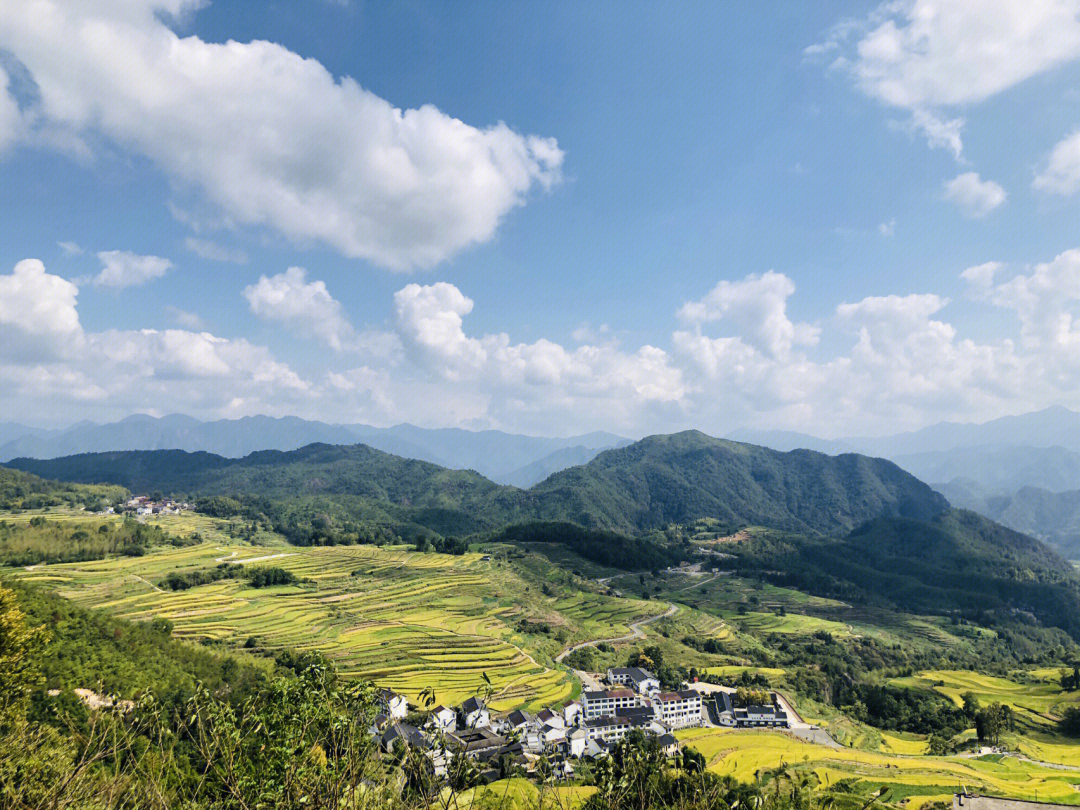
[7,520,665,711]
[676,727,1080,805]
[890,669,1080,730]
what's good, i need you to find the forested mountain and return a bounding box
[0,414,626,485]
[6,430,949,540]
[527,431,949,536]
[940,484,1080,560]
[726,509,1080,638]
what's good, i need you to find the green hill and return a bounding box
[727,509,1080,638]
[526,430,948,535]
[6,431,948,540]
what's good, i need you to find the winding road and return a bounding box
[555,601,679,664]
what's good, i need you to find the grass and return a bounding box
[7,513,669,712]
[676,727,1080,805]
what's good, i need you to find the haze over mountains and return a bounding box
[7,430,948,539]
[0,414,627,488]
[731,406,1080,556]
[8,407,1080,552]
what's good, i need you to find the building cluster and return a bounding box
[125,495,188,516]
[371,668,685,783]
[370,668,792,784]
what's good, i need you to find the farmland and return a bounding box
[7,512,667,711]
[676,727,1080,805]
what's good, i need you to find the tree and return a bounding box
[0,583,48,728]
[1061,706,1080,736]
[961,691,981,718]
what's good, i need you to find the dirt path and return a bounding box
[555,602,678,663]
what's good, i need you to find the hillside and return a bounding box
[726,509,1080,638]
[941,484,1080,560]
[526,430,949,536]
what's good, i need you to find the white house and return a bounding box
[562,700,582,727]
[460,696,489,729]
[607,667,660,695]
[379,689,409,721]
[429,705,457,732]
[567,727,587,758]
[536,708,565,730]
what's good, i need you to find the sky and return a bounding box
[3,1,1080,438]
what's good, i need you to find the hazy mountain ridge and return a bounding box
[6,429,949,539]
[0,414,626,486]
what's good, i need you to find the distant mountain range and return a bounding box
[0,414,628,488]
[7,429,948,539]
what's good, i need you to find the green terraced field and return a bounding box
[8,525,666,712]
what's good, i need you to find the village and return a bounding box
[372,665,794,783]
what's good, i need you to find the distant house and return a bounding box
[657,733,680,757]
[565,727,588,758]
[582,688,639,719]
[652,690,704,729]
[446,726,505,758]
[732,702,788,728]
[608,667,660,695]
[583,707,656,743]
[379,689,408,721]
[380,723,428,754]
[429,705,457,732]
[461,696,490,729]
[562,700,582,727]
[536,708,564,730]
[504,709,533,732]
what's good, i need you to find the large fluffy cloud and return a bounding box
[244,267,356,352]
[0,258,310,423]
[9,253,1080,436]
[813,1,1080,156]
[0,1,563,270]
[392,282,686,412]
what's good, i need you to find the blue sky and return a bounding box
[3,1,1080,437]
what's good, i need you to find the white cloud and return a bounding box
[878,218,896,237]
[243,267,355,351]
[165,305,207,330]
[0,1,563,270]
[943,172,1007,217]
[986,248,1080,351]
[0,64,24,155]
[960,261,1003,294]
[94,250,173,288]
[0,258,312,424]
[1033,129,1080,194]
[57,240,83,256]
[184,237,247,264]
[0,258,82,360]
[392,282,686,418]
[676,271,819,358]
[815,1,1080,155]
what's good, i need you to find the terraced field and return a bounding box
[676,728,1080,805]
[890,669,1080,730]
[10,535,662,711]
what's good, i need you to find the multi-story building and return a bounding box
[582,688,641,719]
[652,690,704,729]
[583,706,657,742]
